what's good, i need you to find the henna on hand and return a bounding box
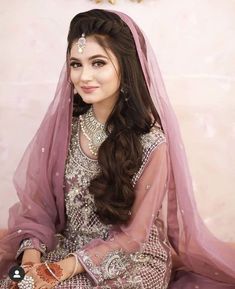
[36,263,63,284]
[9,281,19,289]
[21,261,35,274]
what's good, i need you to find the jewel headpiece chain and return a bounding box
[77,33,86,54]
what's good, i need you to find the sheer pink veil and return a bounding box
[111,10,235,286]
[0,64,72,277]
[0,9,235,286]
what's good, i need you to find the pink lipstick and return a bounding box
[81,86,99,93]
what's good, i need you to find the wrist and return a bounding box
[56,256,76,281]
[22,249,41,264]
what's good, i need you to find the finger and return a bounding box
[36,281,57,289]
[34,283,48,289]
[34,283,41,289]
[21,267,31,274]
[21,262,34,272]
[34,280,50,289]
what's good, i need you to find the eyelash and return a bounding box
[70,60,106,68]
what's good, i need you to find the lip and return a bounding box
[81,86,99,93]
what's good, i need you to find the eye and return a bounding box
[70,61,80,68]
[93,60,106,68]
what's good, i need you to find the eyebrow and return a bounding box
[70,54,108,61]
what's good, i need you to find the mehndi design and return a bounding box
[36,263,63,283]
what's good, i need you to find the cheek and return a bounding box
[70,70,79,84]
[98,68,119,86]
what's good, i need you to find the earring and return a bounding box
[120,86,129,102]
[74,88,77,94]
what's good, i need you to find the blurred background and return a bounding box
[0,0,234,241]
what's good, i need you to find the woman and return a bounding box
[0,8,235,289]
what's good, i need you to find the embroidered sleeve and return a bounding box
[74,139,169,285]
[16,237,47,263]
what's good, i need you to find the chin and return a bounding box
[82,96,104,105]
[80,96,95,104]
[82,100,94,104]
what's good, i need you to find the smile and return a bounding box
[81,87,99,93]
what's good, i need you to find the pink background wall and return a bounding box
[0,0,234,241]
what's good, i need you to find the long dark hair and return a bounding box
[66,9,163,225]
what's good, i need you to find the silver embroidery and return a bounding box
[101,250,130,279]
[76,249,104,284]
[132,127,166,187]
[0,117,172,289]
[62,117,170,287]
[63,118,112,251]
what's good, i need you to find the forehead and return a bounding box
[70,36,114,60]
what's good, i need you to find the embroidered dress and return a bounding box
[0,117,172,289]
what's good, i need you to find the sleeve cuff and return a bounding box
[74,248,129,285]
[16,237,47,262]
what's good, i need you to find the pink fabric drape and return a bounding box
[0,231,7,241]
[111,10,235,288]
[0,64,71,277]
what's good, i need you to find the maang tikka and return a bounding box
[77,33,86,54]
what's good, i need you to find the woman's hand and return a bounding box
[10,256,83,289]
[20,262,64,289]
[21,248,41,265]
[21,261,35,274]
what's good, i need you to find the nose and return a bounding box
[79,65,93,82]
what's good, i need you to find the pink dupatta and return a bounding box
[113,10,235,288]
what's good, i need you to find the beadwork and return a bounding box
[79,106,108,156]
[1,117,172,289]
[18,276,34,289]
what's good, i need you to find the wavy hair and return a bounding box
[66,9,163,225]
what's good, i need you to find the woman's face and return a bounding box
[69,36,121,108]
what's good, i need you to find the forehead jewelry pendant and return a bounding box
[77,33,86,54]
